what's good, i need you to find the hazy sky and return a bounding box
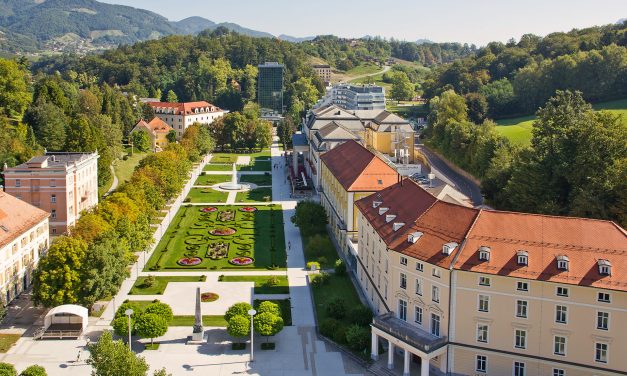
[100,0,627,45]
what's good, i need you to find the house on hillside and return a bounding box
[130,117,174,152]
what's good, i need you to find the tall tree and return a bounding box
[87,331,149,376]
[389,71,415,101]
[0,58,31,117]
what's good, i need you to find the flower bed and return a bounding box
[177,257,202,266]
[201,292,219,302]
[229,257,254,266]
[200,207,218,213]
[239,206,257,212]
[210,227,236,236]
[218,210,235,221]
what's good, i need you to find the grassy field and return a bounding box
[310,274,362,325]
[220,275,289,294]
[238,159,271,172]
[203,164,234,172]
[194,174,232,186]
[170,315,227,327]
[496,99,627,145]
[0,334,21,353]
[239,174,272,186]
[114,150,150,184]
[235,187,273,203]
[129,275,205,295]
[146,204,286,271]
[185,188,229,203]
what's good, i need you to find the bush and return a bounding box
[265,276,280,287]
[199,275,207,282]
[325,297,346,320]
[112,316,132,337]
[305,234,333,260]
[345,324,370,352]
[19,365,47,376]
[0,363,16,376]
[334,259,346,275]
[227,315,250,340]
[310,272,329,288]
[292,201,327,237]
[257,301,281,317]
[332,324,348,344]
[317,256,328,266]
[143,275,156,287]
[319,318,340,338]
[306,261,320,271]
[122,155,129,161]
[349,305,373,326]
[144,301,174,323]
[224,302,252,322]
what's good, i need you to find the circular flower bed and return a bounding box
[210,227,236,236]
[200,207,218,213]
[229,257,254,266]
[239,206,257,212]
[201,292,219,302]
[177,257,202,266]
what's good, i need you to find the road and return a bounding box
[415,144,485,206]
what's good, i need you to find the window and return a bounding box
[416,262,423,272]
[598,259,612,276]
[516,250,528,266]
[414,306,422,325]
[15,179,20,187]
[400,273,407,289]
[400,256,407,266]
[52,228,57,235]
[516,300,528,318]
[598,292,611,303]
[51,209,56,219]
[432,285,440,303]
[555,305,567,324]
[515,329,527,349]
[476,355,487,373]
[432,268,441,278]
[478,295,489,312]
[514,362,526,376]
[554,336,566,356]
[517,281,529,291]
[595,343,608,363]
[556,286,569,297]
[479,276,491,286]
[556,255,569,271]
[50,179,56,187]
[478,246,490,261]
[597,311,609,330]
[553,369,565,376]
[477,324,488,343]
[50,194,56,203]
[415,279,422,296]
[430,313,440,337]
[398,299,407,321]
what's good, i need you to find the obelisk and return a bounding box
[191,287,204,342]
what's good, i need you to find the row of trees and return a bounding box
[112,300,173,346]
[32,125,214,308]
[225,301,285,347]
[208,104,272,151]
[426,89,626,227]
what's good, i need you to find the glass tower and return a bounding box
[257,62,284,114]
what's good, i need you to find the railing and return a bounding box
[38,329,81,339]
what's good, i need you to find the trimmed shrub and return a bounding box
[334,259,346,276]
[19,365,47,376]
[349,305,373,326]
[332,324,348,344]
[345,324,370,352]
[224,302,252,322]
[144,301,174,323]
[306,261,320,271]
[0,363,16,376]
[325,297,346,320]
[319,318,340,338]
[310,272,329,288]
[257,301,281,317]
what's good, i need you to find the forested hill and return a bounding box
[422,21,627,119]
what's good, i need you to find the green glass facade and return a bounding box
[257,62,284,114]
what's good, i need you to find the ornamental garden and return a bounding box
[146,204,286,271]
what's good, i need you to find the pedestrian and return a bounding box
[288,241,291,250]
[86,337,90,347]
[76,350,82,363]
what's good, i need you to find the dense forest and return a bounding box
[422,21,627,118]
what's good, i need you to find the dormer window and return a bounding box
[517,250,529,266]
[442,242,458,256]
[385,214,396,223]
[393,223,405,231]
[556,255,569,271]
[407,232,423,244]
[372,201,382,209]
[378,207,389,215]
[598,259,612,276]
[478,246,490,262]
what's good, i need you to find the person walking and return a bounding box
[288,241,291,251]
[76,350,82,363]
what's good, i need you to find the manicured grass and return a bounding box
[235,187,273,203]
[254,299,292,326]
[345,63,382,77]
[144,343,160,350]
[238,160,271,172]
[185,188,229,203]
[311,274,362,323]
[170,315,227,327]
[211,154,238,163]
[146,204,286,271]
[239,174,272,186]
[194,174,232,186]
[220,275,289,294]
[114,151,150,184]
[129,276,206,295]
[0,334,21,353]
[204,163,234,172]
[302,233,339,269]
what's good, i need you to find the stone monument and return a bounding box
[188,287,204,343]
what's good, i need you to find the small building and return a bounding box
[0,192,49,305]
[147,101,225,139]
[257,62,284,115]
[3,152,99,236]
[41,304,88,339]
[131,117,174,152]
[312,64,332,84]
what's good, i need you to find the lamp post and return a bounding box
[125,309,134,352]
[248,309,257,362]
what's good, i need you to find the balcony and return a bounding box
[372,312,448,354]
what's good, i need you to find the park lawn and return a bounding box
[253,299,292,326]
[235,187,273,203]
[345,63,382,77]
[220,275,289,294]
[239,174,272,186]
[114,150,150,184]
[311,274,362,324]
[129,276,206,295]
[0,334,21,353]
[238,159,271,172]
[302,232,339,269]
[204,163,234,172]
[210,154,238,163]
[170,315,227,327]
[146,204,286,271]
[185,188,229,203]
[194,174,232,186]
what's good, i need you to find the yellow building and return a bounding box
[319,140,398,270]
[131,117,174,152]
[354,179,627,376]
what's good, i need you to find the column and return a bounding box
[292,151,298,175]
[421,356,430,376]
[403,348,411,376]
[387,341,394,369]
[371,332,379,360]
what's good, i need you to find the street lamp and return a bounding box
[125,309,134,352]
[248,309,257,362]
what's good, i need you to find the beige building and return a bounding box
[131,117,174,152]
[0,192,49,305]
[148,101,225,139]
[312,64,332,84]
[353,179,627,376]
[3,152,99,236]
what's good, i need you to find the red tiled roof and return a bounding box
[147,101,221,115]
[146,117,173,134]
[320,140,398,191]
[0,193,49,249]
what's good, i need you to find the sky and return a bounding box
[100,0,627,45]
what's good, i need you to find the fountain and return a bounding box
[219,164,246,190]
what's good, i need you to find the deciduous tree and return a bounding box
[87,331,149,376]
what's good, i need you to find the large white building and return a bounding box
[147,101,225,139]
[0,192,49,305]
[315,84,386,111]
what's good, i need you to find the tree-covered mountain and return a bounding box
[171,17,274,39]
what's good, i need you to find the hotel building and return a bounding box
[147,101,225,139]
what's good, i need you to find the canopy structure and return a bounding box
[41,304,88,339]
